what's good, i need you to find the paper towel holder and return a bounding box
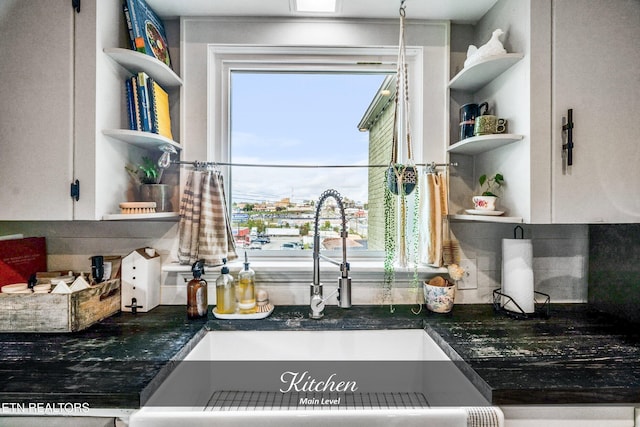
[492,288,550,319]
[513,225,524,239]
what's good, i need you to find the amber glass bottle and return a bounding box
[187,259,208,319]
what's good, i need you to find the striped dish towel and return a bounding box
[178,170,238,265]
[466,407,503,427]
[419,171,447,267]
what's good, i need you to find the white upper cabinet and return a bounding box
[0,0,75,220]
[548,0,640,223]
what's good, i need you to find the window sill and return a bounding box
[161,257,447,306]
[162,258,448,275]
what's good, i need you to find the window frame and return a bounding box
[207,45,424,259]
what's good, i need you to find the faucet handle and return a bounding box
[338,277,352,308]
[310,293,325,319]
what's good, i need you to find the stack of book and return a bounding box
[125,72,173,140]
[121,0,174,139]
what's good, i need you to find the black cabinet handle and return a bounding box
[562,109,575,166]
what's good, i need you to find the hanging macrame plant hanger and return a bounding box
[386,1,417,197]
[383,1,421,312]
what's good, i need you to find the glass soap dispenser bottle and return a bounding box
[187,259,208,319]
[215,258,236,314]
[237,252,256,314]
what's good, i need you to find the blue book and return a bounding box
[124,0,172,68]
[122,3,136,51]
[125,77,136,130]
[136,72,151,132]
[147,77,158,134]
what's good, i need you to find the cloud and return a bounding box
[232,131,302,151]
[231,156,368,204]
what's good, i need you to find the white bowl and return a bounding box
[33,284,51,292]
[1,283,28,293]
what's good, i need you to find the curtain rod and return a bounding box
[172,160,457,169]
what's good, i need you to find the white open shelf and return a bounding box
[450,214,523,223]
[102,212,179,221]
[448,134,523,155]
[103,48,183,88]
[102,129,181,150]
[449,53,524,91]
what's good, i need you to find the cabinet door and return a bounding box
[0,0,75,220]
[551,0,640,223]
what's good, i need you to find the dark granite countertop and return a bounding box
[423,304,640,405]
[1,303,639,409]
[0,306,207,409]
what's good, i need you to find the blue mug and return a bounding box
[459,102,489,141]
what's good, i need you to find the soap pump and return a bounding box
[237,252,256,314]
[215,258,236,314]
[187,259,208,319]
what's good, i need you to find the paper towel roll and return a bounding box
[501,238,534,313]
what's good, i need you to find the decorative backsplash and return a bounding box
[450,222,588,304]
[589,224,640,323]
[0,221,590,307]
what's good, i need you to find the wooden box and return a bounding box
[0,279,121,333]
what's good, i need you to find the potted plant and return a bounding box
[472,173,504,211]
[423,275,456,313]
[125,156,173,212]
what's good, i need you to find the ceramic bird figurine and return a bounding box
[464,29,507,68]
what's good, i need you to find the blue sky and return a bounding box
[231,72,387,204]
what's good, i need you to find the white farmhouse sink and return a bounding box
[184,329,450,360]
[129,329,502,427]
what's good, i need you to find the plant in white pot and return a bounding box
[126,156,173,212]
[472,173,504,211]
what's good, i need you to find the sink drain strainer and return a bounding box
[206,391,429,411]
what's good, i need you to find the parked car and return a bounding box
[251,234,271,244]
[280,242,302,250]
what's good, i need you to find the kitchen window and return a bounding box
[230,71,386,251]
[209,45,423,258]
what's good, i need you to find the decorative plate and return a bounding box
[212,305,274,319]
[465,209,504,216]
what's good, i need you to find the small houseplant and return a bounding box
[138,156,162,184]
[126,156,172,212]
[473,173,504,211]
